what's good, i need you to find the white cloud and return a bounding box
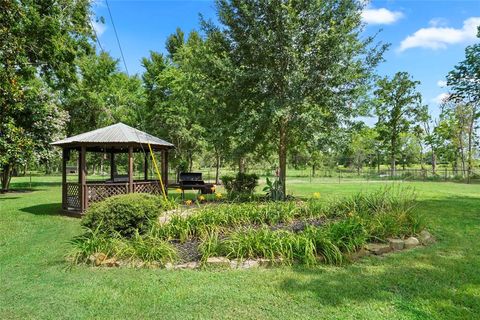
[429,18,448,27]
[437,80,447,88]
[432,93,450,104]
[399,17,480,52]
[362,8,404,25]
[91,20,106,37]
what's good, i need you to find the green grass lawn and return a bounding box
[1,176,479,319]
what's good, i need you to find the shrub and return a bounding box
[221,172,259,199]
[82,193,169,238]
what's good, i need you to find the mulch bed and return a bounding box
[170,216,332,263]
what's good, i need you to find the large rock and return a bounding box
[404,237,420,249]
[174,262,199,270]
[418,230,434,245]
[347,248,370,261]
[366,243,392,255]
[231,259,259,269]
[388,238,405,251]
[205,257,230,267]
[101,258,119,267]
[90,252,107,266]
[257,258,272,267]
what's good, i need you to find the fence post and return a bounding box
[444,168,447,181]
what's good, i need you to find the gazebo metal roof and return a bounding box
[51,123,174,150]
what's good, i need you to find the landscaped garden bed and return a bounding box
[70,186,431,269]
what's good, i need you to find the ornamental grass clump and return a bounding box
[154,201,307,242]
[199,216,367,266]
[70,227,177,266]
[197,186,421,266]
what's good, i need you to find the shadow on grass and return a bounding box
[20,202,63,216]
[9,180,61,190]
[0,196,20,201]
[279,196,480,319]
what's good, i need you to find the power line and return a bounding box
[90,20,104,52]
[102,0,167,196]
[105,0,129,75]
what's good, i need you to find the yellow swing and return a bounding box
[147,143,167,201]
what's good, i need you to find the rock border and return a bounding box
[88,230,435,270]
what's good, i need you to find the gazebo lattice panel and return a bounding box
[66,183,81,209]
[134,181,162,194]
[87,184,129,204]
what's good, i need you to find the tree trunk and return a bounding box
[419,143,424,170]
[312,164,316,177]
[431,150,436,175]
[188,152,193,172]
[1,164,13,192]
[390,136,396,177]
[215,150,220,185]
[459,146,466,177]
[100,158,104,176]
[238,157,246,173]
[278,118,287,198]
[377,152,380,174]
[467,106,476,173]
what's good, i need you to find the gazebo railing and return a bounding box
[84,181,163,209]
[85,182,129,205]
[64,180,163,212]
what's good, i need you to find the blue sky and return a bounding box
[93,0,480,120]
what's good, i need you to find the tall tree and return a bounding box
[416,105,439,174]
[141,31,206,173]
[64,52,144,135]
[447,27,480,173]
[373,72,422,175]
[350,127,379,174]
[211,0,386,197]
[0,0,93,191]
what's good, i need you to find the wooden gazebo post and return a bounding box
[144,154,148,181]
[79,146,87,211]
[128,146,134,192]
[110,151,115,181]
[162,149,168,192]
[61,148,68,211]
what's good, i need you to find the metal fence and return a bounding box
[199,167,480,184]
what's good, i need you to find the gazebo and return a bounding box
[52,123,174,214]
